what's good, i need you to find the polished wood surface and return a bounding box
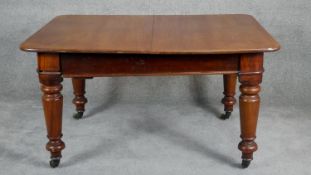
[221,74,237,119]
[21,15,280,54]
[38,53,65,168]
[72,78,87,117]
[238,53,263,168]
[20,14,280,168]
[61,54,239,77]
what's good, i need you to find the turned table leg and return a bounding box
[220,74,237,119]
[39,73,65,168]
[238,53,263,168]
[238,82,260,168]
[72,78,87,119]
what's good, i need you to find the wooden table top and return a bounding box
[20,14,280,54]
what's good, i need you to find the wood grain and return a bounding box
[20,14,281,168]
[72,78,87,113]
[238,53,263,167]
[222,74,237,112]
[37,53,65,167]
[61,53,239,77]
[21,15,280,54]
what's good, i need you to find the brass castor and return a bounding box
[220,111,231,120]
[241,159,251,168]
[49,158,60,168]
[73,111,84,119]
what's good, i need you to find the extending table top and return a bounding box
[20,14,280,54]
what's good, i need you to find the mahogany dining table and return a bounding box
[20,14,280,168]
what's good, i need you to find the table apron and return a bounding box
[60,53,239,77]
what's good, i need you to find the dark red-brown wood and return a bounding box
[20,15,280,168]
[220,74,237,119]
[20,15,280,54]
[61,54,239,77]
[37,53,65,168]
[238,53,264,168]
[72,78,87,119]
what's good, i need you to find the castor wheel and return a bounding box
[241,159,251,168]
[73,111,84,119]
[49,158,60,168]
[220,111,231,120]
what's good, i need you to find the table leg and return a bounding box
[237,53,263,168]
[72,78,87,119]
[220,74,237,119]
[238,80,260,168]
[39,73,65,168]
